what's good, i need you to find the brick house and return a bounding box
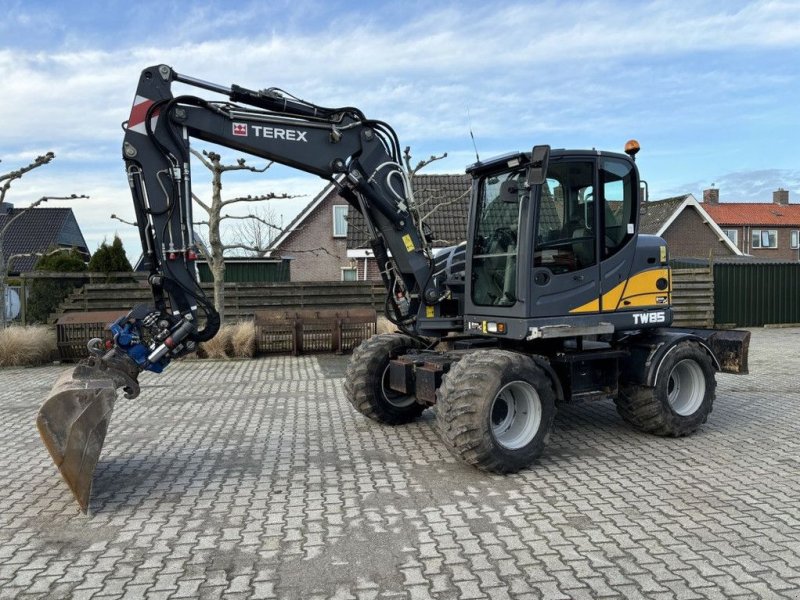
[641,194,740,260]
[346,174,471,281]
[267,175,471,281]
[701,188,800,261]
[266,180,351,281]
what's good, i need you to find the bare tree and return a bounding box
[230,205,284,257]
[0,153,87,328]
[190,149,297,322]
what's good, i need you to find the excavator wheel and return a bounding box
[344,333,425,425]
[436,350,556,473]
[615,341,716,437]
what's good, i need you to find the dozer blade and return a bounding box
[36,352,140,513]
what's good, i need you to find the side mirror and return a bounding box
[499,180,520,203]
[526,145,550,186]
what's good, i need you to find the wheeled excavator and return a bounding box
[37,65,750,512]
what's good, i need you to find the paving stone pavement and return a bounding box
[1,328,800,599]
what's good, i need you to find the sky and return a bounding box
[1,0,799,259]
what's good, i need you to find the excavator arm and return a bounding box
[123,64,442,370]
[37,65,446,511]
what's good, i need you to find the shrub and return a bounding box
[26,248,87,324]
[0,325,56,367]
[230,321,256,358]
[198,324,233,359]
[197,321,256,359]
[88,236,133,282]
[376,316,396,335]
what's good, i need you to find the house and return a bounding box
[266,180,351,281]
[267,175,471,281]
[640,194,741,259]
[0,203,90,275]
[346,174,471,281]
[701,188,800,260]
[267,176,748,281]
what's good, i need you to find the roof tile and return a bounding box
[703,203,800,226]
[347,174,471,248]
[0,207,89,273]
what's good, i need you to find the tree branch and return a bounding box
[279,246,338,258]
[220,192,300,207]
[110,214,138,227]
[0,152,56,205]
[5,247,72,274]
[1,195,87,239]
[191,192,211,213]
[420,189,469,222]
[219,213,284,230]
[403,146,448,177]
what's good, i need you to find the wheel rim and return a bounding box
[667,359,705,416]
[490,381,542,450]
[380,363,415,408]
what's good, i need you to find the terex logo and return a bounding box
[633,311,666,325]
[251,126,308,142]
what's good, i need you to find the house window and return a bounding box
[333,205,348,237]
[341,267,358,281]
[792,230,799,249]
[723,228,738,247]
[751,229,777,249]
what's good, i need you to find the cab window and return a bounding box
[601,158,635,257]
[535,161,596,274]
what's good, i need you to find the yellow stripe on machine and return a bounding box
[570,268,670,314]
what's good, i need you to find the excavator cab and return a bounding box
[462,145,670,340]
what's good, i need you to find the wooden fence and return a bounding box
[671,267,714,328]
[40,269,715,328]
[53,280,386,322]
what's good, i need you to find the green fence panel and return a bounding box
[197,260,290,283]
[714,263,800,326]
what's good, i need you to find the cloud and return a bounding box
[3,0,800,261]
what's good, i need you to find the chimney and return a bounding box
[773,188,789,205]
[1,202,13,215]
[703,188,719,205]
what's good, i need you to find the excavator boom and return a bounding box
[37,65,446,512]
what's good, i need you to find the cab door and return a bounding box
[598,157,638,311]
[529,158,602,317]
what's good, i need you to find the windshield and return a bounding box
[471,169,526,306]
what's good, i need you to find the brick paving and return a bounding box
[1,327,799,599]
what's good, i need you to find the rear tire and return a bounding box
[615,341,716,436]
[436,350,556,473]
[344,333,425,425]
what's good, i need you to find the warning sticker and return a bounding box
[402,234,415,252]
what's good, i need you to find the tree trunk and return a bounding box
[209,159,226,322]
[211,260,225,323]
[0,255,6,329]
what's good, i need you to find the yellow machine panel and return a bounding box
[570,268,671,314]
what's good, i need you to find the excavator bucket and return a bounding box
[36,352,140,513]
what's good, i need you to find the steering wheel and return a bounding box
[488,227,517,251]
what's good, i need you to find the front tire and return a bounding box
[436,350,556,473]
[615,341,716,436]
[344,333,425,425]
